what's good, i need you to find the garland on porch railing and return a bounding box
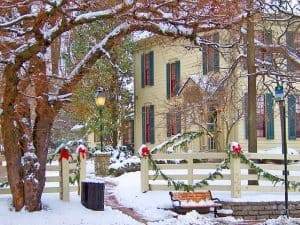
[140,134,300,192]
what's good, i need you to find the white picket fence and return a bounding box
[141,152,300,197]
[0,154,86,201]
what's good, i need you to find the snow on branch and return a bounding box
[74,1,135,24]
[0,13,37,28]
[48,93,72,103]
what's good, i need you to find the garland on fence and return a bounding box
[0,144,88,189]
[237,151,300,191]
[149,154,229,192]
[140,134,300,192]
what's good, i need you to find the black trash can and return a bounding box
[81,180,105,211]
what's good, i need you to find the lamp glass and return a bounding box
[96,96,106,106]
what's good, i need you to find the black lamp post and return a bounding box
[95,88,106,151]
[275,84,289,217]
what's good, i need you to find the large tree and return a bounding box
[0,0,248,211]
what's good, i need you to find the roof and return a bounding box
[177,74,222,96]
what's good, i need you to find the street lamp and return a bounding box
[95,88,106,151]
[275,84,289,217]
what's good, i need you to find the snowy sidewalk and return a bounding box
[104,181,148,224]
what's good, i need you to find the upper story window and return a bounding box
[166,61,180,99]
[141,51,154,87]
[202,33,220,75]
[256,30,272,63]
[287,32,300,72]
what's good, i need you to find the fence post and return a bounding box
[78,154,86,195]
[141,157,149,192]
[231,156,241,198]
[60,158,70,201]
[187,155,193,186]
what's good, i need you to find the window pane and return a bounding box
[296,96,300,137]
[257,95,266,137]
[144,54,150,85]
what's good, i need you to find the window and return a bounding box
[256,30,272,63]
[167,111,181,137]
[296,96,300,137]
[207,107,217,150]
[141,51,154,87]
[245,93,274,139]
[202,33,219,75]
[166,61,180,99]
[142,105,155,144]
[256,95,266,138]
[287,32,300,72]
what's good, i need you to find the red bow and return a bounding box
[59,148,72,161]
[141,146,150,157]
[232,144,242,154]
[78,147,88,159]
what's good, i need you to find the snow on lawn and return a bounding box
[148,211,240,225]
[111,171,300,223]
[0,193,142,225]
[261,147,299,155]
[111,171,175,221]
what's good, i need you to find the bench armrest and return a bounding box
[211,197,221,203]
[169,192,181,208]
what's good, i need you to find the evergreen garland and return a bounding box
[147,132,300,192]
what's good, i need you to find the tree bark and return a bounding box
[1,65,24,211]
[247,0,258,185]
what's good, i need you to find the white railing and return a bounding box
[141,152,300,198]
[0,154,86,201]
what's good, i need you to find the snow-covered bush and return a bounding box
[109,156,140,177]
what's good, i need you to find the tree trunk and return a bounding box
[1,64,25,211]
[247,0,258,185]
[1,54,59,211]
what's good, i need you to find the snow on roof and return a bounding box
[131,31,154,42]
[178,74,220,96]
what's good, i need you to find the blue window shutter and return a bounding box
[142,106,146,144]
[150,105,155,144]
[149,51,154,86]
[176,111,181,134]
[244,93,248,139]
[265,93,274,139]
[175,61,181,95]
[141,54,145,88]
[166,63,171,99]
[288,95,296,140]
[202,46,208,75]
[213,33,220,72]
[166,112,171,137]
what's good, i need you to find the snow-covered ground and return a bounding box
[0,193,141,225]
[2,160,300,225]
[111,171,300,224]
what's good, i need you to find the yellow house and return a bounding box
[133,29,300,152]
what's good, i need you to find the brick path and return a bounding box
[104,181,148,224]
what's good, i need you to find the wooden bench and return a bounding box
[169,191,222,217]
